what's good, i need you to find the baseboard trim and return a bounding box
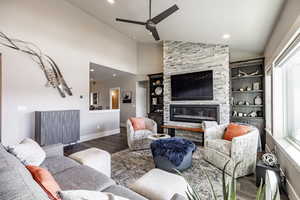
[79,129,120,143]
[286,178,300,200]
[120,122,126,128]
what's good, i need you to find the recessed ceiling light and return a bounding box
[107,0,115,4]
[113,74,117,77]
[90,69,95,72]
[222,34,231,40]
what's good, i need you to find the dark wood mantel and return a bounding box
[162,125,204,145]
[161,125,204,133]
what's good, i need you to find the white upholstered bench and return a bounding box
[130,169,189,200]
[69,148,111,177]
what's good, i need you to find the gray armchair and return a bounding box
[203,123,259,178]
[127,118,157,150]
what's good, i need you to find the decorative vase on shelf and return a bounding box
[152,98,157,105]
[254,96,262,105]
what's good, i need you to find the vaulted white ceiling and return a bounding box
[66,0,284,55]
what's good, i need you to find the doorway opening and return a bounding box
[110,87,120,110]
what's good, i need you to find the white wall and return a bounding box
[229,49,262,62]
[264,0,300,66]
[137,43,163,75]
[136,81,149,118]
[0,0,138,145]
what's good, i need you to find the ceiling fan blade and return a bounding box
[151,5,179,24]
[150,27,160,41]
[116,18,146,26]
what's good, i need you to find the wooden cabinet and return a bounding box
[148,73,164,133]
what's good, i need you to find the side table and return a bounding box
[256,160,286,193]
[148,134,171,141]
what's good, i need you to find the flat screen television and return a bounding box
[171,70,213,101]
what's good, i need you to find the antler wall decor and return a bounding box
[0,31,72,98]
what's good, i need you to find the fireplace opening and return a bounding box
[170,104,219,123]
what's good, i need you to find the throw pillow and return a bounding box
[223,123,251,141]
[58,190,129,200]
[26,165,61,200]
[7,138,46,166]
[130,117,146,131]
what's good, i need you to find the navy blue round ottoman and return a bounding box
[150,137,196,172]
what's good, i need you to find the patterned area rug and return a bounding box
[111,148,225,200]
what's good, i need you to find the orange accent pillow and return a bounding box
[130,117,146,131]
[223,123,251,141]
[26,165,61,200]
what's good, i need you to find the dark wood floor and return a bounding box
[64,128,128,156]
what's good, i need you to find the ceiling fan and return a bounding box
[116,0,179,41]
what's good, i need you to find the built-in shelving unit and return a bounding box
[231,75,264,80]
[232,90,263,93]
[148,73,164,133]
[233,105,263,107]
[230,58,265,150]
[232,116,264,120]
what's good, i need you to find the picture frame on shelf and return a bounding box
[253,82,260,90]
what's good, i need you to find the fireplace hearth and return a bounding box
[170,104,219,123]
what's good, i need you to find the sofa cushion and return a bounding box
[68,148,111,177]
[223,123,250,141]
[26,165,62,200]
[104,185,148,200]
[206,139,231,156]
[58,190,129,200]
[54,166,115,191]
[134,129,153,137]
[0,144,49,200]
[171,194,187,200]
[130,117,146,131]
[129,169,188,200]
[7,138,46,166]
[41,156,79,175]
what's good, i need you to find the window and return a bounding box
[278,44,300,144]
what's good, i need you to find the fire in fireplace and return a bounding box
[170,104,219,123]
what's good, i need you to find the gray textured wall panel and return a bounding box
[35,110,80,146]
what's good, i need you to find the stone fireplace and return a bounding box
[163,41,230,142]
